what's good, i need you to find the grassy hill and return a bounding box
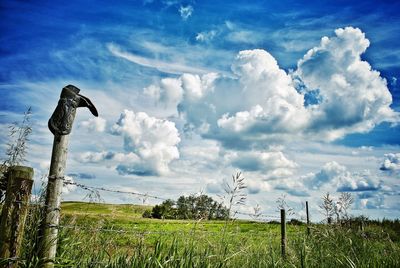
[60,201,281,234]
[15,201,400,267]
[62,201,152,219]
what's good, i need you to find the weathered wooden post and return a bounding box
[306,201,310,235]
[280,209,286,258]
[38,85,98,267]
[0,166,34,267]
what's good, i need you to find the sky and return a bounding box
[1,0,400,221]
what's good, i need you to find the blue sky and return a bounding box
[1,0,400,220]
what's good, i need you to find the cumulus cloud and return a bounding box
[79,117,106,132]
[307,161,346,189]
[227,150,297,178]
[297,27,398,140]
[144,27,398,150]
[110,110,181,176]
[79,151,117,163]
[144,77,184,112]
[79,110,180,176]
[380,153,400,172]
[274,179,310,197]
[247,179,271,194]
[337,171,381,192]
[179,5,193,20]
[304,161,381,192]
[357,194,386,209]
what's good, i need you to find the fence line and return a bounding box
[20,199,285,221]
[61,180,291,221]
[63,180,167,201]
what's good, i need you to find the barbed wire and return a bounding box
[63,180,167,201]
[11,178,305,223]
[62,180,284,220]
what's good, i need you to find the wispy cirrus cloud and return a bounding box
[107,43,212,75]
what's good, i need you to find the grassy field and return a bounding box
[11,201,400,267]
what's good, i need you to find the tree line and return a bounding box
[143,194,229,220]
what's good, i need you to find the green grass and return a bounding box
[6,202,400,267]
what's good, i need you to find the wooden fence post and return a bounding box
[280,209,286,258]
[0,166,34,267]
[38,85,98,267]
[306,201,310,235]
[38,135,70,267]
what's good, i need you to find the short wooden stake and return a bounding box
[0,166,34,267]
[306,201,310,235]
[280,209,286,258]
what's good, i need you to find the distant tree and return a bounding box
[142,209,152,218]
[151,199,176,219]
[149,195,229,220]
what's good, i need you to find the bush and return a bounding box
[142,209,152,218]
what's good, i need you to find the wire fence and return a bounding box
[61,180,293,221]
[1,173,313,266]
[20,177,308,241]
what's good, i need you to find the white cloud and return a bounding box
[304,161,381,192]
[108,43,211,75]
[144,27,398,150]
[145,72,219,117]
[179,5,193,20]
[297,27,398,140]
[79,117,106,132]
[160,48,309,147]
[247,179,271,194]
[274,178,310,197]
[337,170,381,192]
[79,110,181,176]
[380,153,400,172]
[307,161,346,189]
[226,30,264,45]
[196,30,218,42]
[356,194,386,209]
[227,150,297,175]
[224,21,264,45]
[111,109,181,176]
[144,77,183,112]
